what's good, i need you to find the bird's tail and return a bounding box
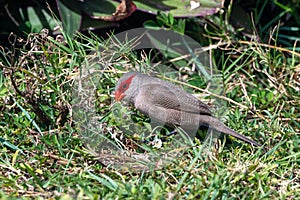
[201,116,261,147]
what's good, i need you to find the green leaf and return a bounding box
[0,71,8,97]
[266,91,274,102]
[14,99,43,136]
[143,20,160,30]
[80,0,120,17]
[57,0,82,37]
[19,6,57,33]
[168,12,174,25]
[0,137,23,152]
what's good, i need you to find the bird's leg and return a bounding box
[166,129,178,137]
[203,129,220,148]
[141,121,164,144]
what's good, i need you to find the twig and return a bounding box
[239,40,300,57]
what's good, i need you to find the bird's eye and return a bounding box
[122,84,127,89]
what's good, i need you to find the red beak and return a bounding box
[115,90,125,101]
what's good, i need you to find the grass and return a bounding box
[0,3,300,199]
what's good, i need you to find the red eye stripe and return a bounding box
[118,74,136,93]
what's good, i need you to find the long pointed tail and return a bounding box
[201,116,261,147]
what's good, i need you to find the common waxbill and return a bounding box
[114,71,261,147]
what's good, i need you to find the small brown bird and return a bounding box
[115,71,261,147]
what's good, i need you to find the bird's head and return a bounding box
[115,72,140,102]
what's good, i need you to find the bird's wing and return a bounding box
[137,83,212,115]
